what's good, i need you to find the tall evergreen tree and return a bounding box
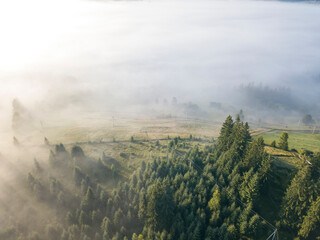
[278,132,289,151]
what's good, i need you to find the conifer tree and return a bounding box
[278,132,289,151]
[298,196,320,239]
[217,116,234,152]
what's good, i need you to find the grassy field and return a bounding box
[258,130,320,153]
[39,117,221,144]
[31,117,219,180]
[264,146,302,168]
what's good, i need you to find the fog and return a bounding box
[1,0,320,123]
[1,0,320,238]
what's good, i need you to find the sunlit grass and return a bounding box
[259,130,320,153]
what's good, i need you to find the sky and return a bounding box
[0,0,320,115]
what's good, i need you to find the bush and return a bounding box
[299,149,314,157]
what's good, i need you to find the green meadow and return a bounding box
[258,130,320,153]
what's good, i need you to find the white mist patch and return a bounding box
[0,0,319,117]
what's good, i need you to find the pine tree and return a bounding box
[71,146,85,159]
[138,194,147,220]
[101,217,112,238]
[79,210,88,226]
[281,165,315,230]
[147,183,175,230]
[298,196,320,239]
[82,187,95,211]
[217,116,234,152]
[192,223,202,240]
[278,132,289,151]
[240,169,259,204]
[208,189,221,212]
[73,167,84,186]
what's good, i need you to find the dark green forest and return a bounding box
[1,116,319,240]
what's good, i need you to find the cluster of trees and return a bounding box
[237,84,301,112]
[270,132,289,151]
[1,116,319,239]
[280,152,320,239]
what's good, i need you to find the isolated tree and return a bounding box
[174,137,179,145]
[44,137,50,145]
[13,136,19,146]
[302,114,315,126]
[168,140,174,150]
[71,146,85,159]
[278,132,289,151]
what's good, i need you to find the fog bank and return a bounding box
[0,0,320,120]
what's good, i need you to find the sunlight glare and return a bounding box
[0,0,79,73]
